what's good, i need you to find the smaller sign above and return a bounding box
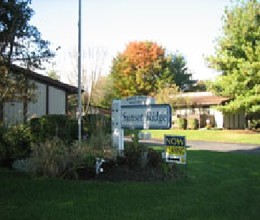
[121,96,155,106]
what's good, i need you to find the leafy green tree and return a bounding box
[163,53,192,90]
[206,0,260,114]
[110,41,192,99]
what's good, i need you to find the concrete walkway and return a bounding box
[129,138,260,154]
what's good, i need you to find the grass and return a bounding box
[145,129,260,144]
[1,150,260,220]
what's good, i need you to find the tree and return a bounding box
[110,41,192,98]
[91,75,114,109]
[163,53,192,90]
[66,47,107,114]
[0,0,53,121]
[155,85,192,111]
[47,70,60,81]
[0,0,53,68]
[206,0,260,114]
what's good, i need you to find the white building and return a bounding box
[173,92,245,129]
[2,65,78,126]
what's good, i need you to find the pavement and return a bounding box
[126,138,260,154]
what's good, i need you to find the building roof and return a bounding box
[175,92,230,107]
[10,65,78,94]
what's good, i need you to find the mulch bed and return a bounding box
[78,163,185,182]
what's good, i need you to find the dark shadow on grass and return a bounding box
[229,146,260,154]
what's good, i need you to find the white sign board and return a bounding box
[121,104,172,129]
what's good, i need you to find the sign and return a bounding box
[121,96,155,105]
[121,104,172,129]
[164,135,187,164]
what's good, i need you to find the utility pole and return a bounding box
[77,0,82,142]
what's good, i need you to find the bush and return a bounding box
[30,137,89,178]
[83,114,111,137]
[124,131,147,168]
[30,115,78,143]
[0,124,32,166]
[30,134,116,179]
[30,137,69,177]
[147,148,164,168]
[176,118,187,129]
[187,118,199,130]
[250,119,260,130]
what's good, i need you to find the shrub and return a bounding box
[124,142,142,168]
[0,124,32,166]
[147,148,164,168]
[124,131,147,168]
[30,115,78,143]
[30,137,71,177]
[250,119,260,130]
[176,118,187,129]
[83,114,111,137]
[30,134,116,179]
[187,118,199,130]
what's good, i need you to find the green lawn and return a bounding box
[146,129,260,144]
[1,150,260,220]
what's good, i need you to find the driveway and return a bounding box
[131,138,260,154]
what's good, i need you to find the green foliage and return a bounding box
[251,119,260,130]
[176,118,187,129]
[0,124,31,166]
[124,130,145,168]
[91,76,115,108]
[30,115,78,143]
[187,118,199,130]
[83,114,111,137]
[30,132,116,179]
[124,143,142,168]
[206,0,260,114]
[30,137,76,178]
[147,148,164,168]
[163,54,192,89]
[1,152,260,219]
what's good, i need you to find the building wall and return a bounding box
[27,81,46,118]
[48,86,66,114]
[174,106,245,129]
[209,108,224,129]
[223,112,245,129]
[3,81,67,126]
[3,102,24,126]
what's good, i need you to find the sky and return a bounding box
[30,0,231,84]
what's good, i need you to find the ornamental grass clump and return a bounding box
[30,137,71,178]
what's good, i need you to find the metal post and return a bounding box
[77,0,82,142]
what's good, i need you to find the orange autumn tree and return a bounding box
[110,41,192,98]
[111,41,166,97]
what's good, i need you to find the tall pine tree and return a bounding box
[207,0,260,114]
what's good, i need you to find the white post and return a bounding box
[77,0,82,142]
[112,100,124,154]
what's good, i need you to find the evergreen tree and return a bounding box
[207,0,260,114]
